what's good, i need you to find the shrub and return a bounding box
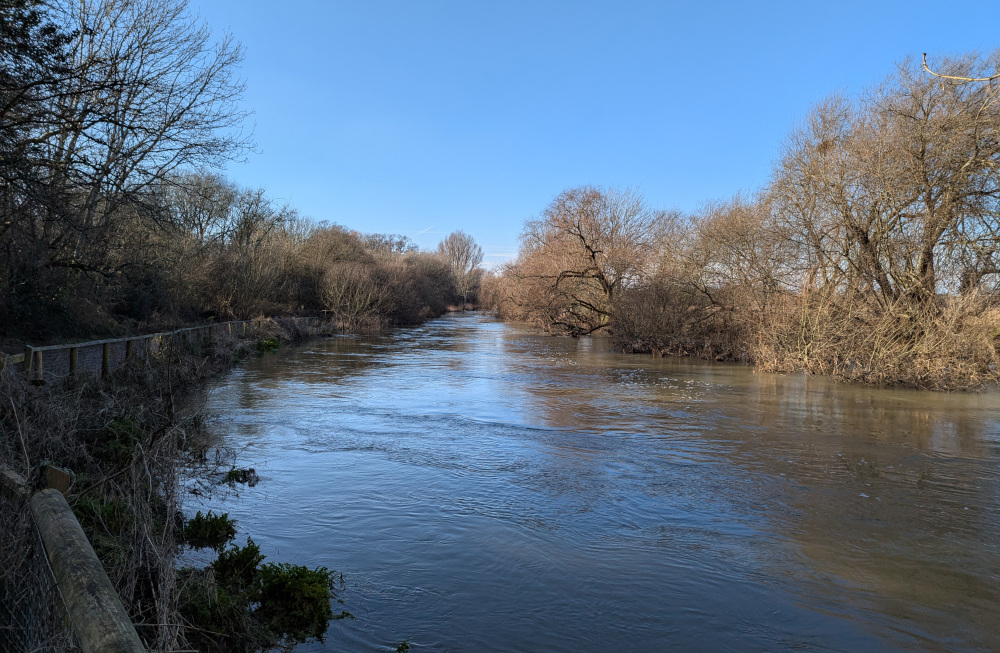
[181,511,238,550]
[257,562,348,642]
[212,538,265,592]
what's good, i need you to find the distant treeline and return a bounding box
[0,0,484,345]
[486,53,1000,390]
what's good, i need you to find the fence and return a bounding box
[0,316,323,384]
[0,316,327,651]
[1,470,83,653]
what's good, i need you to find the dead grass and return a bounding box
[753,291,1000,391]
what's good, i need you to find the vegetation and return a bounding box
[0,0,484,347]
[1,328,237,650]
[4,0,992,648]
[0,318,341,650]
[178,529,350,652]
[438,230,485,309]
[181,510,238,550]
[223,466,260,487]
[0,1,484,649]
[488,53,1000,390]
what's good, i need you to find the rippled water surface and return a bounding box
[189,313,1000,652]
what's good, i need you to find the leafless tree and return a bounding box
[772,53,1000,304]
[436,230,484,308]
[2,0,249,310]
[211,189,293,318]
[509,186,669,335]
[321,261,392,330]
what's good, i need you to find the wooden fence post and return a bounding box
[125,339,133,361]
[102,343,110,379]
[69,347,79,377]
[23,346,32,380]
[30,349,44,384]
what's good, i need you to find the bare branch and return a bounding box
[922,53,1000,82]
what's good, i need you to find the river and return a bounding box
[187,313,1000,652]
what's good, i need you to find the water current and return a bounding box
[188,313,1000,652]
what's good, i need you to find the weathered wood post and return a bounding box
[69,347,79,377]
[23,346,32,380]
[30,349,43,384]
[102,343,111,379]
[125,339,134,362]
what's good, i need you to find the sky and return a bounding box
[187,0,1000,266]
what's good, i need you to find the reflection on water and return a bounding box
[189,313,1000,652]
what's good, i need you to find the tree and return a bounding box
[436,230,484,308]
[508,186,668,335]
[0,0,71,182]
[772,53,1000,304]
[0,0,250,335]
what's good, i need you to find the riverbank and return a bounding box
[0,316,333,651]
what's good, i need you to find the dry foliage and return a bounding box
[0,0,478,344]
[495,53,1000,390]
[753,291,1000,390]
[501,186,671,335]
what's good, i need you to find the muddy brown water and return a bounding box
[188,313,1000,652]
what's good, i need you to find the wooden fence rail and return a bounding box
[0,317,322,384]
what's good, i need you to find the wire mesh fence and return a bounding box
[1,316,323,384]
[0,496,80,653]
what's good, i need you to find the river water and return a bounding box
[189,313,1000,652]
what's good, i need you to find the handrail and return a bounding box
[29,489,146,653]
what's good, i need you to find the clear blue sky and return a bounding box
[189,0,1000,266]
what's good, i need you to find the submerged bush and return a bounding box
[213,537,266,592]
[180,535,346,651]
[257,562,351,642]
[222,466,259,486]
[753,292,1000,391]
[181,511,238,550]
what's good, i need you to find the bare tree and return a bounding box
[509,186,668,335]
[212,189,294,318]
[436,230,484,308]
[321,261,392,330]
[364,233,418,259]
[4,0,249,285]
[772,53,1000,304]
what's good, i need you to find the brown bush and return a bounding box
[753,291,1000,390]
[320,261,392,331]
